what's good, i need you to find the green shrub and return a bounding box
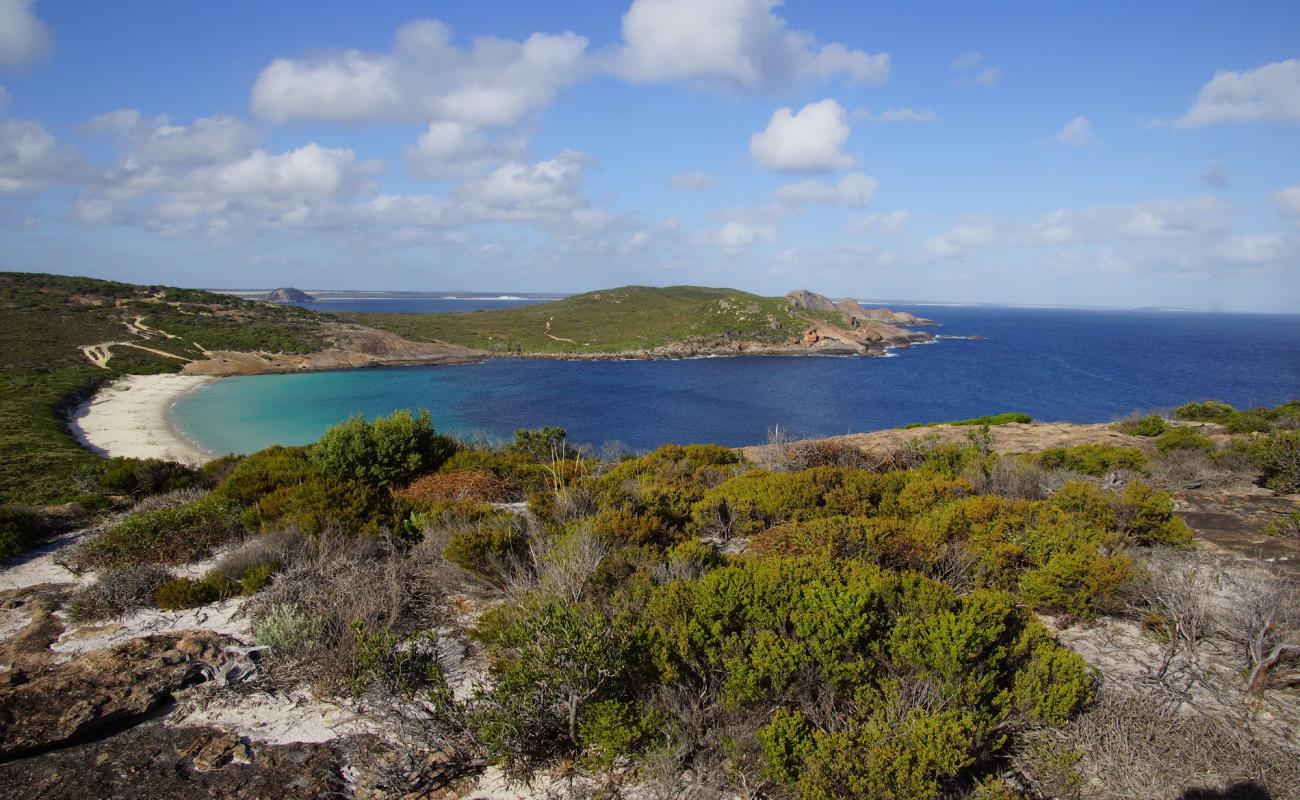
[578,699,659,768]
[1249,430,1300,494]
[1114,415,1167,437]
[443,513,529,574]
[349,622,449,700]
[1019,550,1132,618]
[1115,482,1193,545]
[1174,401,1235,422]
[238,562,277,595]
[506,426,576,462]
[98,457,197,497]
[153,572,238,610]
[1155,427,1216,452]
[251,475,397,536]
[689,467,905,539]
[80,495,243,567]
[213,446,317,506]
[0,504,45,558]
[1263,512,1300,537]
[901,413,1032,429]
[1223,410,1271,434]
[1013,642,1095,724]
[1036,444,1148,477]
[313,409,457,487]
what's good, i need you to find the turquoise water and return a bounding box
[173,306,1300,455]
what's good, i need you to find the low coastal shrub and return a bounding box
[251,475,397,536]
[1174,400,1236,422]
[1113,415,1167,437]
[1249,430,1300,494]
[506,426,577,462]
[0,504,45,558]
[154,572,239,611]
[1036,444,1147,477]
[443,513,529,575]
[255,602,321,654]
[98,456,197,497]
[901,413,1032,429]
[79,494,243,567]
[67,564,173,622]
[1263,512,1300,538]
[1155,427,1216,453]
[312,409,458,487]
[213,446,317,506]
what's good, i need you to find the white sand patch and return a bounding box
[68,373,214,465]
[170,686,371,745]
[52,597,252,656]
[0,528,91,593]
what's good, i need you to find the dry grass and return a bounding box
[1014,692,1300,800]
[65,563,174,622]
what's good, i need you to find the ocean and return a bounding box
[172,304,1300,456]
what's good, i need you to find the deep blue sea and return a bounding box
[173,304,1300,456]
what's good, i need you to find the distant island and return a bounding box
[347,285,938,359]
[263,287,312,304]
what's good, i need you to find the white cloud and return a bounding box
[404,121,524,179]
[1271,184,1300,222]
[848,209,908,234]
[615,0,889,88]
[774,172,877,208]
[1025,195,1230,245]
[0,85,8,114]
[1056,115,1095,147]
[952,51,1002,87]
[250,19,589,126]
[923,220,1000,258]
[697,220,777,253]
[0,119,82,193]
[667,170,715,191]
[0,0,51,68]
[866,107,936,124]
[750,98,855,172]
[86,111,256,165]
[455,150,589,223]
[1172,58,1300,127]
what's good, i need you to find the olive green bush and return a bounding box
[312,409,457,487]
[78,494,242,567]
[1037,445,1148,477]
[98,456,197,497]
[0,504,45,558]
[1249,430,1300,494]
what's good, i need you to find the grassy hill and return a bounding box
[347,285,832,355]
[0,272,333,504]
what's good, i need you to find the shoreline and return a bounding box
[69,374,215,466]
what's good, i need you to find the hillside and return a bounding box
[0,272,475,504]
[348,285,933,356]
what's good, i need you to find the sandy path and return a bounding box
[68,374,214,465]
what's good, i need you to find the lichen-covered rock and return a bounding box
[0,722,343,799]
[0,632,231,758]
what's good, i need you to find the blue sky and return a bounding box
[1,0,1298,310]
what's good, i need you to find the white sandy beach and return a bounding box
[69,373,214,465]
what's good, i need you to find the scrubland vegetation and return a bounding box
[51,404,1299,799]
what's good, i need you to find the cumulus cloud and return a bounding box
[0,0,52,68]
[920,195,1236,263]
[696,220,777,253]
[774,172,877,208]
[86,111,257,165]
[848,209,908,234]
[952,51,1002,87]
[1271,184,1300,223]
[1024,195,1230,245]
[667,170,715,191]
[1171,58,1300,127]
[404,121,524,179]
[1055,115,1095,147]
[0,119,83,193]
[250,19,589,126]
[750,98,855,172]
[454,150,589,224]
[615,0,888,88]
